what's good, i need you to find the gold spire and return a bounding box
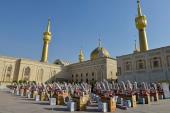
[79,49,84,62]
[46,18,51,32]
[135,0,149,52]
[41,19,52,62]
[137,0,142,16]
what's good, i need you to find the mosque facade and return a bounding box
[0,20,117,84]
[117,0,170,82]
[0,0,170,84]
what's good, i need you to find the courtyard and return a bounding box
[0,90,170,113]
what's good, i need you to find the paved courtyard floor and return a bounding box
[0,91,170,113]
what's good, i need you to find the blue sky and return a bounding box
[0,0,170,63]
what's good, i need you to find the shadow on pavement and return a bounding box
[35,102,49,105]
[44,107,68,111]
[20,98,34,101]
[86,108,98,112]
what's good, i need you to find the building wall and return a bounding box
[117,46,170,82]
[0,56,17,83]
[0,56,65,84]
[67,57,117,83]
[17,59,63,83]
[106,58,117,80]
[0,56,117,84]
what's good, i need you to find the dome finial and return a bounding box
[46,18,51,32]
[137,0,142,16]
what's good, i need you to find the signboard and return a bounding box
[162,83,170,99]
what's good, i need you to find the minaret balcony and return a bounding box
[43,36,51,41]
[135,16,147,29]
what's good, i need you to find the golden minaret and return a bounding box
[135,0,149,52]
[41,19,51,62]
[79,49,84,62]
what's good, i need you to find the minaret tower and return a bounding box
[41,19,52,62]
[135,0,149,52]
[79,49,84,63]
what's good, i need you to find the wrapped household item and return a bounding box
[20,89,24,96]
[117,97,123,105]
[33,91,38,99]
[16,90,20,96]
[11,89,15,95]
[124,95,137,107]
[35,95,40,101]
[50,98,56,106]
[123,100,131,108]
[138,98,145,104]
[98,102,108,112]
[108,97,116,112]
[162,83,170,99]
[67,101,76,112]
[73,96,87,111]
[100,97,116,112]
[27,92,31,99]
[159,94,164,99]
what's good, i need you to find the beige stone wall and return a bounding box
[117,46,170,82]
[106,58,117,80]
[0,56,17,83]
[67,57,117,83]
[0,56,117,84]
[17,59,63,83]
[0,56,65,84]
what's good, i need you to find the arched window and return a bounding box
[136,59,146,70]
[6,65,12,82]
[24,67,30,81]
[76,79,78,83]
[76,74,78,77]
[151,57,161,69]
[92,72,94,76]
[124,61,132,72]
[117,67,121,76]
[86,73,88,77]
[86,79,88,83]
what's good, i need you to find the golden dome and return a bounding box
[90,47,110,60]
